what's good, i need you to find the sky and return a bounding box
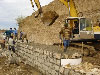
[0,0,54,30]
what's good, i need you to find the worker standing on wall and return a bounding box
[59,23,71,52]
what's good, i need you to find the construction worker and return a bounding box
[4,28,13,42]
[8,36,15,53]
[13,28,18,41]
[59,23,71,52]
[19,31,28,43]
[5,30,11,42]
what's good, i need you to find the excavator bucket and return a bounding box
[41,11,59,26]
[30,0,59,25]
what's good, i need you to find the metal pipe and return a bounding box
[68,2,70,17]
[67,0,70,17]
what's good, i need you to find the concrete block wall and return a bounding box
[16,43,82,75]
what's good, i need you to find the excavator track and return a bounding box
[69,42,97,56]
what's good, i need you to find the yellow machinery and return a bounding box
[60,0,100,41]
[59,0,77,17]
[30,0,42,17]
[30,0,100,41]
[30,0,77,17]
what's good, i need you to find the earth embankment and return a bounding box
[18,0,100,45]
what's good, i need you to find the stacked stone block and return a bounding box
[16,43,82,75]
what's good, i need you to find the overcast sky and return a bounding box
[0,0,54,29]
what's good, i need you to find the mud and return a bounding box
[0,56,43,75]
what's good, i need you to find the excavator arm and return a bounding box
[30,0,42,17]
[30,0,77,17]
[30,0,77,27]
[30,0,41,9]
[59,0,77,17]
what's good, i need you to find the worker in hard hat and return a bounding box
[59,23,71,52]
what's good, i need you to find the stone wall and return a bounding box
[15,43,82,75]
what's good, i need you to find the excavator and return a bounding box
[30,0,100,41]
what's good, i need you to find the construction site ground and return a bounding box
[0,41,100,75]
[1,0,100,74]
[18,0,100,70]
[0,49,43,75]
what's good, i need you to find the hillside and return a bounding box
[18,0,100,45]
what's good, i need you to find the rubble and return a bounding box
[0,50,42,75]
[65,62,100,75]
[71,53,82,58]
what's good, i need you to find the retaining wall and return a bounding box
[16,43,82,75]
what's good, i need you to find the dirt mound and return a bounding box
[74,0,100,24]
[19,0,67,45]
[18,0,100,45]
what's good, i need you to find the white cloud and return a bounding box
[0,0,54,29]
[3,0,16,3]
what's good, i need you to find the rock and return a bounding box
[71,53,82,58]
[83,49,90,56]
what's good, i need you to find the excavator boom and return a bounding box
[59,0,77,17]
[30,0,42,17]
[34,0,41,9]
[30,0,41,9]
[30,0,77,26]
[30,0,77,17]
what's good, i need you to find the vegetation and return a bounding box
[16,16,25,25]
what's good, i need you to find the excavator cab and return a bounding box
[66,17,94,41]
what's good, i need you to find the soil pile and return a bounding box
[74,0,100,24]
[19,0,100,45]
[19,0,67,45]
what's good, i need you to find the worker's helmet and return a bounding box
[64,23,68,27]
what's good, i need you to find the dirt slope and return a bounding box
[74,0,100,24]
[19,0,100,45]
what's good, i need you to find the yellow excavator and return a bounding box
[30,0,100,41]
[62,0,100,41]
